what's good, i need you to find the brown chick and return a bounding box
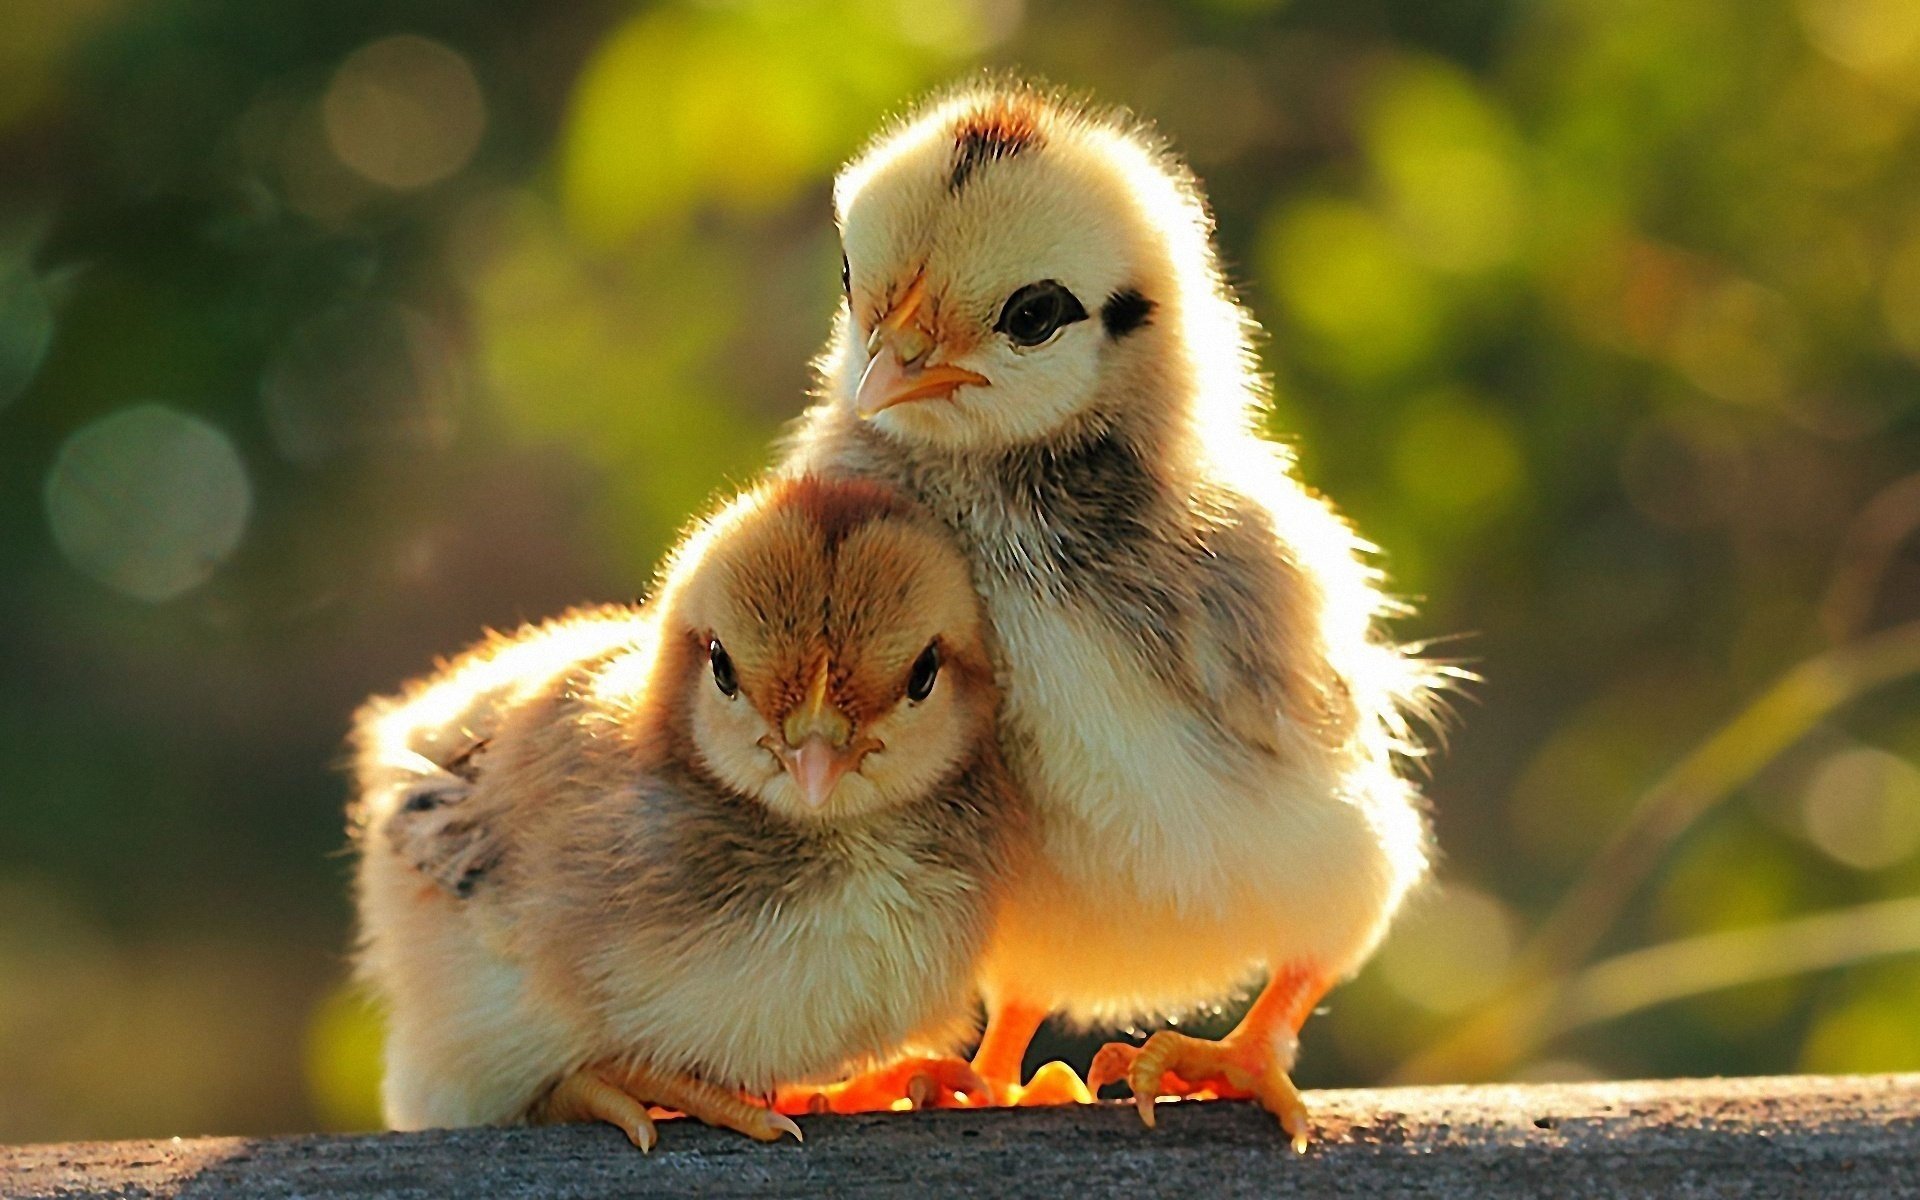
[783,81,1444,1145]
[349,476,1020,1149]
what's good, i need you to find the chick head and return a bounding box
[825,79,1242,451]
[664,476,996,823]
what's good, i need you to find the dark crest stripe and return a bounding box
[949,100,1042,193]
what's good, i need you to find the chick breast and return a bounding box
[506,754,1012,1096]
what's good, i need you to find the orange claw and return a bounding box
[1090,964,1329,1152]
[1086,1041,1144,1096]
[535,1067,659,1152]
[536,1060,801,1149]
[795,1055,990,1114]
[1108,1029,1309,1149]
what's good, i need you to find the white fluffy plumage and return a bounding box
[784,81,1442,1122]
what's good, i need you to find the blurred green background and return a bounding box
[4,0,1920,1144]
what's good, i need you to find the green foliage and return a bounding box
[0,0,1916,1142]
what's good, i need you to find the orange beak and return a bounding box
[855,273,990,418]
[776,659,862,809]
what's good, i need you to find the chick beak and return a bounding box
[787,737,855,811]
[779,660,859,809]
[855,273,990,418]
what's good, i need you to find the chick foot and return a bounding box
[968,1001,1093,1106]
[1005,1059,1093,1106]
[535,1067,659,1152]
[536,1062,802,1150]
[788,1055,990,1113]
[1088,965,1328,1151]
[1087,1032,1308,1150]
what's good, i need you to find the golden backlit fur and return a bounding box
[785,81,1441,1028]
[350,478,1022,1129]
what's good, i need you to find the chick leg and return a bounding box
[1087,963,1328,1151]
[970,1002,1092,1106]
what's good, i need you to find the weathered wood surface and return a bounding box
[4,1074,1916,1199]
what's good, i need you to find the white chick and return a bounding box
[783,81,1442,1145]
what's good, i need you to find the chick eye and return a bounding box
[906,641,940,702]
[709,638,738,698]
[995,280,1087,347]
[840,253,850,296]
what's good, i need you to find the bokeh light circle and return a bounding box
[44,405,253,603]
[1801,747,1920,871]
[1796,0,1920,77]
[1390,390,1523,518]
[1375,882,1519,1013]
[261,300,461,466]
[323,35,485,190]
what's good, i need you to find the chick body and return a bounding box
[784,84,1438,1069]
[350,478,1020,1135]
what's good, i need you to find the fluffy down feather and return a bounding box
[350,477,1023,1129]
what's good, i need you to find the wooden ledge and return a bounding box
[5,1074,1916,1198]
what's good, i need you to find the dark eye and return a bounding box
[840,253,850,296]
[995,280,1087,347]
[906,642,940,702]
[709,638,738,698]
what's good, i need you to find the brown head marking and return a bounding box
[949,96,1043,193]
[775,475,913,550]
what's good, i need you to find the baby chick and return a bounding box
[783,82,1441,1145]
[349,476,1020,1149]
